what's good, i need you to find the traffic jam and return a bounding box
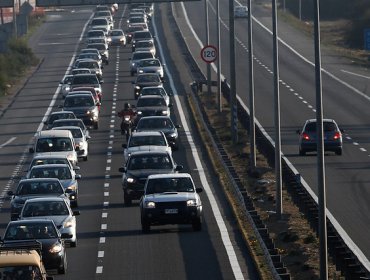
[0,2,203,278]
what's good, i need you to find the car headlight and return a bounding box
[63,218,74,228]
[49,244,63,253]
[144,201,156,208]
[126,177,135,183]
[67,184,77,192]
[120,38,124,42]
[138,69,144,74]
[169,133,177,138]
[162,110,168,115]
[187,199,197,206]
[131,63,135,67]
[137,111,142,115]
[87,110,91,115]
[135,86,140,90]
[78,141,84,147]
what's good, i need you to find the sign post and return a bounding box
[364,28,370,51]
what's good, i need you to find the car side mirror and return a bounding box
[44,121,48,125]
[7,191,14,196]
[118,167,126,173]
[75,174,82,180]
[101,65,104,69]
[86,135,91,140]
[196,188,203,193]
[73,166,80,171]
[175,124,181,129]
[175,165,183,171]
[75,146,80,151]
[100,80,104,84]
[73,210,81,216]
[340,129,345,133]
[168,104,173,107]
[97,102,101,106]
[29,148,34,153]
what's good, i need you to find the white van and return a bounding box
[29,130,79,166]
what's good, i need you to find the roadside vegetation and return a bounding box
[0,12,43,99]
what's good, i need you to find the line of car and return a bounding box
[117,3,204,234]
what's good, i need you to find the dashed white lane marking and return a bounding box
[104,183,109,188]
[354,142,359,146]
[106,167,111,171]
[101,224,107,230]
[360,148,367,152]
[102,212,108,218]
[103,201,109,207]
[99,237,106,244]
[107,159,112,163]
[341,70,370,80]
[98,251,105,258]
[96,267,103,274]
[104,192,109,197]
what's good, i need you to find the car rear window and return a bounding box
[305,122,337,132]
[16,181,63,195]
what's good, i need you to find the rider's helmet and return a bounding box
[124,103,131,110]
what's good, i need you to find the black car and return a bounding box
[119,151,183,206]
[135,95,170,125]
[44,111,76,130]
[296,118,343,155]
[2,219,69,274]
[140,173,203,233]
[135,116,181,150]
[8,178,69,221]
[132,73,162,99]
[62,93,100,129]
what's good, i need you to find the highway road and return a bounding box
[0,4,260,280]
[179,0,370,270]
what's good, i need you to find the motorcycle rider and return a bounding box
[117,103,137,137]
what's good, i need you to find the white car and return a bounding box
[123,131,172,163]
[20,197,80,247]
[129,51,155,76]
[52,126,90,161]
[136,58,164,80]
[234,6,248,18]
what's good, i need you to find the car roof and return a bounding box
[37,130,72,138]
[139,116,171,121]
[138,95,164,99]
[0,249,42,267]
[129,150,171,157]
[19,178,61,183]
[30,163,70,169]
[31,154,69,160]
[131,131,163,137]
[305,118,336,124]
[24,196,66,203]
[7,219,55,225]
[148,173,192,179]
[49,111,75,116]
[53,118,84,123]
[65,93,93,98]
[52,126,83,131]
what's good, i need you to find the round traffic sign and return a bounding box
[201,45,218,63]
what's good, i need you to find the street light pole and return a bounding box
[204,0,211,94]
[216,0,222,112]
[313,0,328,278]
[247,0,256,170]
[229,0,237,143]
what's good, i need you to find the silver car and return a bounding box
[27,164,81,207]
[139,86,171,106]
[132,40,156,55]
[44,111,76,129]
[53,126,90,161]
[109,29,126,46]
[20,197,80,247]
[129,51,155,76]
[136,58,164,80]
[26,155,80,177]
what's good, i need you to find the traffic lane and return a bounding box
[153,4,257,278]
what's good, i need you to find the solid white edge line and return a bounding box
[154,6,244,280]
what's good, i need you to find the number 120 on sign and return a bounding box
[201,45,218,63]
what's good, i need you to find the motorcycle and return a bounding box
[120,114,134,141]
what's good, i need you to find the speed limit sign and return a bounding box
[201,45,218,63]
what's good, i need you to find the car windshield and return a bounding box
[139,60,159,68]
[4,223,58,240]
[88,31,104,37]
[134,31,151,40]
[137,118,174,130]
[128,135,166,147]
[141,88,166,97]
[30,166,72,180]
[23,201,69,217]
[136,41,153,49]
[70,128,83,138]
[130,17,145,23]
[0,266,42,279]
[146,177,194,194]
[136,75,160,83]
[87,44,106,51]
[30,158,70,169]
[72,69,91,75]
[77,61,99,69]
[36,138,73,152]
[110,30,123,36]
[79,54,99,60]
[48,113,75,124]
[127,154,172,170]
[16,181,63,195]
[64,96,94,107]
[137,98,166,107]
[62,76,73,84]
[133,53,153,60]
[72,75,99,85]
[305,122,337,132]
[91,18,108,25]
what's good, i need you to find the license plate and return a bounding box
[165,209,178,214]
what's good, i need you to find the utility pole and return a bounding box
[229,0,237,143]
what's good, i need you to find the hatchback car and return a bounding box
[136,58,163,80]
[140,86,171,106]
[129,51,155,76]
[44,111,76,130]
[20,197,80,247]
[140,173,203,233]
[2,219,69,274]
[109,29,126,46]
[26,164,81,207]
[297,118,343,155]
[63,93,100,129]
[135,116,181,150]
[51,118,89,138]
[119,151,183,205]
[8,178,68,221]
[123,131,172,163]
[132,73,162,99]
[135,95,170,123]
